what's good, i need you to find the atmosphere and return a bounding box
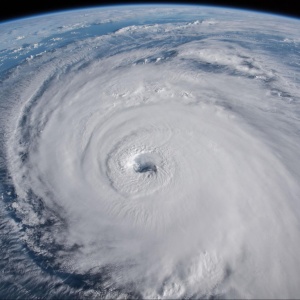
[0,4,300,299]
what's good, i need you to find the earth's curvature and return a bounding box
[0,5,300,299]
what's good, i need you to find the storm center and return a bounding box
[133,153,157,173]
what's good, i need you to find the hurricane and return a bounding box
[0,5,300,299]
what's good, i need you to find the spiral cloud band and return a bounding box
[1,6,300,299]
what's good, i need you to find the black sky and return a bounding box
[0,0,299,23]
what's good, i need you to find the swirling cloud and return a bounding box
[1,6,300,299]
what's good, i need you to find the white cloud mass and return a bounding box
[0,5,300,299]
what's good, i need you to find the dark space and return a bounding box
[1,0,299,23]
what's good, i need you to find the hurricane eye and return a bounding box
[133,154,157,173]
